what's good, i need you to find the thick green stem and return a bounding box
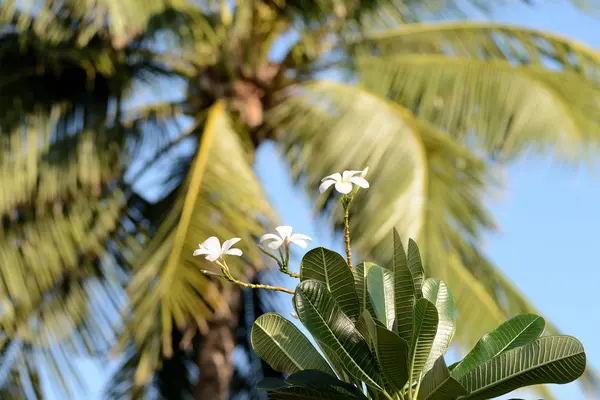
[344,207,352,270]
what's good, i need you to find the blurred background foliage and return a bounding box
[1,0,600,398]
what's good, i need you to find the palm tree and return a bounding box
[1,0,600,398]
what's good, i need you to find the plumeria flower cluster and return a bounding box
[193,226,312,279]
[194,167,368,291]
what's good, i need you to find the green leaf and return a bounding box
[367,265,395,330]
[294,280,385,391]
[301,247,360,321]
[407,239,425,298]
[458,335,586,400]
[251,313,334,376]
[451,314,546,380]
[422,279,456,373]
[354,262,379,321]
[418,357,468,400]
[373,324,410,392]
[258,370,369,400]
[410,298,439,383]
[356,308,387,350]
[393,230,415,344]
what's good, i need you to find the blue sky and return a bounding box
[41,2,600,399]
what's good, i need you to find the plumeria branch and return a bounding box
[214,260,295,295]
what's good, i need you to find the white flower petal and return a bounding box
[260,233,280,243]
[335,181,353,194]
[225,248,243,257]
[200,236,221,253]
[290,233,312,242]
[319,179,336,193]
[291,239,308,249]
[350,176,370,188]
[276,226,293,239]
[360,167,369,178]
[321,172,342,182]
[342,170,362,181]
[205,253,221,262]
[221,237,241,253]
[193,248,209,256]
[267,240,284,250]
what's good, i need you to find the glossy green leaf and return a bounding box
[418,356,468,400]
[356,308,387,348]
[422,279,456,373]
[410,298,439,383]
[294,280,385,391]
[458,335,586,400]
[301,247,360,321]
[367,265,395,330]
[353,262,379,320]
[373,324,410,392]
[407,239,425,299]
[258,369,369,399]
[451,313,546,380]
[392,230,415,343]
[251,313,334,376]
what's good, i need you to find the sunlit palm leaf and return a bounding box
[352,23,600,161]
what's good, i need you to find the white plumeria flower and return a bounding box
[193,236,243,262]
[319,168,370,194]
[260,226,312,250]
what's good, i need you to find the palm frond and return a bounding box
[121,101,275,387]
[350,23,600,162]
[267,80,595,397]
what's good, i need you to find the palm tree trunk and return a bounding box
[193,283,242,400]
